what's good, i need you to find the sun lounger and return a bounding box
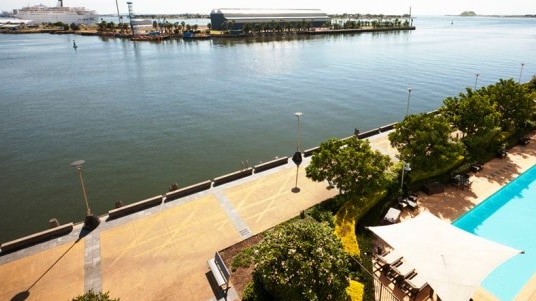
[386,260,415,283]
[374,250,402,272]
[402,272,428,297]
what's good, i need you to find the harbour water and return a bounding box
[0,16,535,243]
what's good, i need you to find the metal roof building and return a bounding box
[210,8,330,31]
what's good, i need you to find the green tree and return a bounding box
[306,138,391,196]
[389,113,465,172]
[481,78,534,131]
[70,23,80,31]
[72,290,119,301]
[527,75,536,92]
[441,88,502,153]
[252,218,349,301]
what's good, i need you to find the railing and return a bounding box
[351,256,401,301]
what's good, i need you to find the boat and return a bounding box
[182,31,211,40]
[130,31,170,41]
[13,0,97,25]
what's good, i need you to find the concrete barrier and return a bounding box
[254,157,288,173]
[164,180,212,202]
[304,147,320,157]
[108,195,163,220]
[358,128,380,139]
[379,123,396,132]
[1,222,74,255]
[213,168,253,187]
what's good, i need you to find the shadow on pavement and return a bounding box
[10,226,95,301]
[206,271,229,301]
[10,290,29,301]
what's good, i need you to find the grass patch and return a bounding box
[231,246,255,272]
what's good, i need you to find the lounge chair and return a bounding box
[374,250,402,272]
[402,272,428,297]
[387,260,415,283]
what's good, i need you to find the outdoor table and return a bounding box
[384,207,401,223]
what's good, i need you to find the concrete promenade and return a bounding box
[3,130,536,301]
[1,132,398,301]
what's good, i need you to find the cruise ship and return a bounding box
[13,0,97,25]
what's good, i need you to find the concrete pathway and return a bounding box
[2,130,536,301]
[0,154,336,301]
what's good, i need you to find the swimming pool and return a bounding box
[454,164,536,300]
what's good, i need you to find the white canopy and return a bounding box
[368,211,522,301]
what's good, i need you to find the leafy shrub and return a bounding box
[71,290,119,301]
[346,280,365,301]
[253,218,350,301]
[231,246,255,272]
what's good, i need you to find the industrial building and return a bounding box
[210,8,330,31]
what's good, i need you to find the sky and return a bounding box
[1,0,535,16]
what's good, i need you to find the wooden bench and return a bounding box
[207,251,230,290]
[1,222,74,254]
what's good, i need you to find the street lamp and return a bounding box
[519,63,525,83]
[474,73,480,90]
[400,162,411,192]
[292,112,303,193]
[405,88,412,117]
[70,160,100,231]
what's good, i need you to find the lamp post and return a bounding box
[400,162,411,192]
[292,112,303,193]
[474,73,480,90]
[70,160,100,231]
[519,63,525,83]
[405,88,412,117]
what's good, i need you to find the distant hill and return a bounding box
[460,11,477,16]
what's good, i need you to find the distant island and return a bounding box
[453,11,536,17]
[460,11,477,16]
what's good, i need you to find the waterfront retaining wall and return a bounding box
[213,167,254,187]
[108,195,163,220]
[253,157,289,173]
[165,180,212,202]
[0,222,74,255]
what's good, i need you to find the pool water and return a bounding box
[454,164,536,300]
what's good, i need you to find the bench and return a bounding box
[1,222,74,254]
[207,251,230,290]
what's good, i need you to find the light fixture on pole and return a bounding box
[70,160,100,231]
[519,63,525,83]
[405,88,412,117]
[400,162,411,192]
[292,112,303,193]
[474,73,480,90]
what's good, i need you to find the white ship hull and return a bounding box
[13,0,97,25]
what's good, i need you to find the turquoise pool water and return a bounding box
[454,164,536,300]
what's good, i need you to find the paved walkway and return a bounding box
[2,130,535,301]
[0,148,339,301]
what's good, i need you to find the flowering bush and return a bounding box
[252,218,350,301]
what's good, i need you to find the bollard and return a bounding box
[48,218,60,228]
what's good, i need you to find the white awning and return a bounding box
[368,211,522,301]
